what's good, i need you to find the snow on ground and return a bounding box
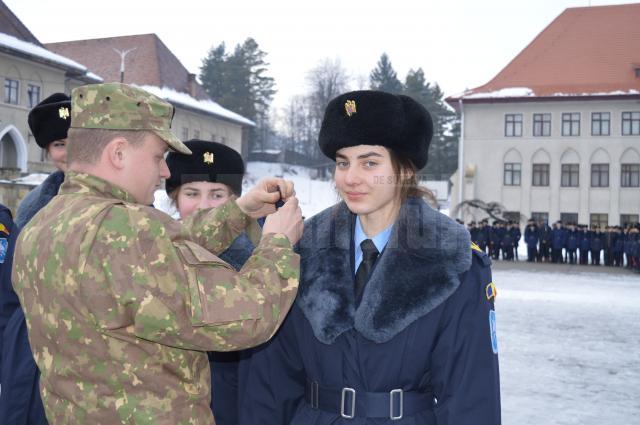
[494,264,640,425]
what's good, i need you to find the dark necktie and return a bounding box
[355,239,379,301]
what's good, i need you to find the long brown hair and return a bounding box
[388,149,437,206]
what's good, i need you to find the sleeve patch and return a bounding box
[0,238,7,263]
[485,281,497,301]
[489,309,498,354]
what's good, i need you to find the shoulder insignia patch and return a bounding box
[0,223,9,235]
[485,281,497,302]
[471,243,491,267]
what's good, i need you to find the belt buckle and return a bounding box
[341,387,356,419]
[390,388,403,420]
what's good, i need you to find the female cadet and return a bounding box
[165,139,253,425]
[240,90,501,425]
[0,93,71,424]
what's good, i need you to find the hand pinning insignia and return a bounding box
[344,100,357,117]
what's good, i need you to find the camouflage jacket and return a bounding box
[12,172,299,425]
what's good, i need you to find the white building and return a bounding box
[0,1,100,176]
[447,3,640,228]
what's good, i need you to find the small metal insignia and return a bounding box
[344,100,357,117]
[485,282,497,301]
[58,107,70,120]
[203,152,215,164]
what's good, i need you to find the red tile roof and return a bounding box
[46,34,210,100]
[449,3,640,103]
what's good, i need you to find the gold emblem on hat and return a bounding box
[58,107,70,120]
[344,100,357,117]
[203,152,215,165]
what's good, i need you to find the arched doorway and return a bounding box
[0,125,27,173]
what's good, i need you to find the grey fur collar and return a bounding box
[297,198,471,344]
[15,171,65,228]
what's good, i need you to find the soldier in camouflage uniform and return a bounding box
[12,83,303,424]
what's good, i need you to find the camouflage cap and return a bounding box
[71,83,191,154]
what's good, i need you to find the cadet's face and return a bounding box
[334,145,400,221]
[47,139,67,171]
[126,133,170,205]
[177,181,232,219]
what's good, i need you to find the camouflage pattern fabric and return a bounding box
[71,83,191,155]
[12,172,299,424]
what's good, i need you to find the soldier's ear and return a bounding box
[105,137,128,169]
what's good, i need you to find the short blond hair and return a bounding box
[67,128,150,165]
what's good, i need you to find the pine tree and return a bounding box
[403,68,459,180]
[199,38,276,152]
[200,42,229,101]
[369,53,403,93]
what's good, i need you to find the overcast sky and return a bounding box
[5,0,636,111]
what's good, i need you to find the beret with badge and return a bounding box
[28,93,71,149]
[318,90,433,169]
[165,139,245,196]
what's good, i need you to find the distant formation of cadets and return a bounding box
[464,218,640,272]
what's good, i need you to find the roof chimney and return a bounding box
[188,73,197,98]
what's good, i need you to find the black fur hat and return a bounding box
[318,90,433,169]
[165,139,245,195]
[27,93,71,148]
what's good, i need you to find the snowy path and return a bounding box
[494,265,640,425]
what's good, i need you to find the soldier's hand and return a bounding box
[262,196,304,245]
[237,178,295,218]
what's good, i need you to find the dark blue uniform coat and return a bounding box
[0,171,65,425]
[239,199,501,425]
[211,233,254,425]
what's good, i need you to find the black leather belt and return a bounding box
[305,379,434,420]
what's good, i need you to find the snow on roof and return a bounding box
[0,32,87,72]
[551,89,640,97]
[138,85,255,127]
[462,87,535,99]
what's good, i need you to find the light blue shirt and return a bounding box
[353,216,394,273]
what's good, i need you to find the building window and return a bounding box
[182,127,189,140]
[505,114,523,137]
[622,111,640,135]
[211,134,217,142]
[533,113,551,136]
[621,214,639,228]
[591,112,610,136]
[532,163,550,186]
[560,213,578,225]
[621,163,640,187]
[4,79,19,104]
[193,129,200,139]
[561,164,579,187]
[591,164,609,187]
[221,136,227,144]
[27,84,41,108]
[503,163,521,186]
[531,212,549,225]
[590,213,608,229]
[503,211,521,223]
[561,112,580,136]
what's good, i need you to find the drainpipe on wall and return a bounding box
[457,98,465,219]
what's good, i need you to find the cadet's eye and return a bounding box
[363,160,378,168]
[336,161,349,168]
